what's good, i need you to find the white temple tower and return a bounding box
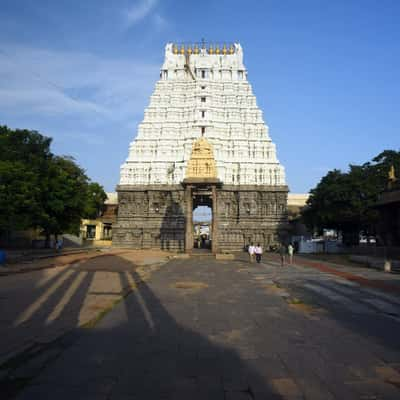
[115,42,289,252]
[120,42,286,187]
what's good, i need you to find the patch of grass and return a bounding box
[287,297,304,305]
[286,297,327,317]
[173,281,208,290]
[81,286,134,329]
[172,281,209,294]
[82,307,114,329]
[262,283,285,292]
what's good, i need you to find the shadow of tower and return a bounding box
[160,201,185,252]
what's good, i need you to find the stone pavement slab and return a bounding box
[4,255,399,399]
[264,252,400,293]
[0,248,104,275]
[0,250,169,366]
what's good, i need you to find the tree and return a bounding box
[301,169,364,243]
[0,126,51,237]
[0,125,106,247]
[363,150,400,191]
[0,125,52,164]
[38,156,89,244]
[301,150,400,245]
[83,182,107,219]
[0,161,41,235]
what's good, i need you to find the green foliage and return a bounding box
[0,125,106,243]
[0,125,52,164]
[83,182,107,219]
[0,126,50,233]
[302,150,400,244]
[0,160,41,231]
[39,156,89,236]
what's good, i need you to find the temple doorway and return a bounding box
[193,205,212,250]
[184,182,219,254]
[192,190,213,251]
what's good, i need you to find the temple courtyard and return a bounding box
[1,251,400,399]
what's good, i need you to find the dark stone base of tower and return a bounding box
[113,184,289,253]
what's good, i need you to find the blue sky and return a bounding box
[1,0,399,193]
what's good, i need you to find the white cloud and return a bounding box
[125,0,158,26]
[0,44,159,123]
[0,43,161,190]
[0,88,108,116]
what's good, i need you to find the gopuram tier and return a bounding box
[114,42,289,252]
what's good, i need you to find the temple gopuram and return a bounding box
[114,42,289,253]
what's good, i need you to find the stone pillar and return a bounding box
[212,185,218,254]
[185,185,193,253]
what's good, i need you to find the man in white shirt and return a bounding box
[288,243,294,264]
[248,243,255,263]
[254,243,263,263]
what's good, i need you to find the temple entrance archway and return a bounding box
[184,181,219,254]
[183,136,220,254]
[193,200,212,251]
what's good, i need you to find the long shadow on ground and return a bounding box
[11,256,285,400]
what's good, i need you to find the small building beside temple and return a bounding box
[287,193,310,239]
[80,192,118,246]
[375,188,400,247]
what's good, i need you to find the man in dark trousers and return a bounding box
[279,243,286,267]
[255,243,263,263]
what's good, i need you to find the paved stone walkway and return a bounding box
[4,255,400,399]
[261,253,400,293]
[0,250,170,365]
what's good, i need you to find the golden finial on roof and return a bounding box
[229,44,234,54]
[208,45,214,54]
[222,44,227,55]
[193,44,199,54]
[180,45,185,55]
[389,165,396,179]
[215,45,220,54]
[388,165,397,189]
[173,44,178,54]
[187,46,192,55]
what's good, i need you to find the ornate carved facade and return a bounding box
[114,184,287,252]
[114,42,289,252]
[114,186,186,251]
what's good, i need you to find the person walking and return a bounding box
[279,243,286,267]
[55,237,63,253]
[288,243,294,265]
[255,243,263,263]
[248,242,255,263]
